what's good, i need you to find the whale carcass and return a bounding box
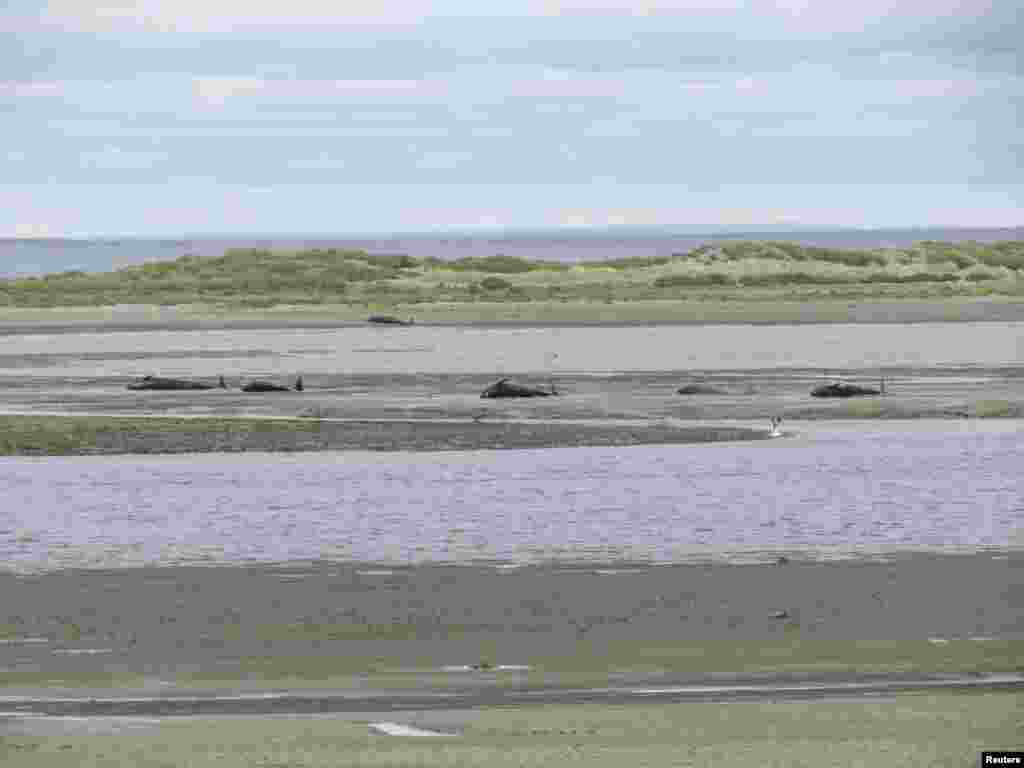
[368,315,414,326]
[127,375,225,391]
[811,382,881,398]
[676,383,727,395]
[241,376,303,393]
[481,378,556,398]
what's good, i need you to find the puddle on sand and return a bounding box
[441,664,531,672]
[0,637,49,645]
[370,722,453,738]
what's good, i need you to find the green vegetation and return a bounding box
[785,398,1024,420]
[0,414,322,456]
[972,399,1018,418]
[1,241,1022,312]
[439,254,568,274]
[0,692,1019,767]
[4,630,1018,693]
[0,414,767,456]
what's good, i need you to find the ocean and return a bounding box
[2,226,1022,278]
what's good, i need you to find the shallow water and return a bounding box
[2,421,1021,572]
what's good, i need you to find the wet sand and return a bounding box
[1,553,1021,696]
[1,363,1023,456]
[2,296,1024,335]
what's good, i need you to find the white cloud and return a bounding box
[476,213,504,228]
[192,76,265,106]
[560,211,591,227]
[13,222,55,238]
[0,80,65,98]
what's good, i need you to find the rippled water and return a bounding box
[2,421,1021,572]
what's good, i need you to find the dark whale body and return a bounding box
[481,378,556,399]
[677,383,727,395]
[811,382,881,398]
[368,315,414,326]
[241,382,290,393]
[241,376,303,393]
[127,375,223,391]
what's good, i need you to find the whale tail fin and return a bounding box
[295,376,304,392]
[218,375,226,389]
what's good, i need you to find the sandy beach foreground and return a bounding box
[1,552,1020,696]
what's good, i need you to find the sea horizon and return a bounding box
[2,224,1022,278]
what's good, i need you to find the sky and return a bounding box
[3,0,1022,236]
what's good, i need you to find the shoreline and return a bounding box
[1,296,1024,334]
[1,543,1020,576]
[2,408,1022,457]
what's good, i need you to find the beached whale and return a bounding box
[241,376,303,393]
[676,383,728,395]
[127,375,226,391]
[811,382,881,398]
[368,315,414,326]
[481,378,556,398]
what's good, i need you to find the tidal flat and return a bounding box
[0,554,1020,694]
[0,320,1022,455]
[2,295,1024,332]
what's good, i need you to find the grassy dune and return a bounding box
[1,241,1022,311]
[1,693,1020,767]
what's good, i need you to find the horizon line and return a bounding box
[6,223,1023,241]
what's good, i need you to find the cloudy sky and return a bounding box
[3,1,1021,236]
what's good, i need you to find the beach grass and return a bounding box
[0,691,1019,767]
[1,241,1022,312]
